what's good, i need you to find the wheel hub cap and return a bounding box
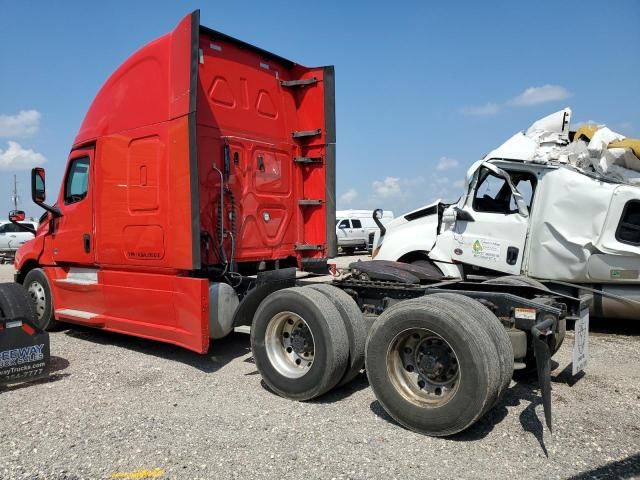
[264,312,315,379]
[416,341,457,383]
[387,328,460,407]
[27,281,47,320]
[290,326,313,355]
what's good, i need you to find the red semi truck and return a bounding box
[10,11,588,436]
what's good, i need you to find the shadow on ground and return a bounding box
[63,326,250,373]
[586,317,640,336]
[566,454,640,480]
[368,369,559,456]
[0,355,70,394]
[258,371,370,402]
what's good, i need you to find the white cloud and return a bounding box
[372,177,401,198]
[509,85,571,106]
[0,110,41,137]
[453,179,465,189]
[339,188,358,205]
[436,157,459,171]
[0,141,46,171]
[405,175,425,187]
[460,102,500,117]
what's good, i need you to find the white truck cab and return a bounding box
[373,109,640,320]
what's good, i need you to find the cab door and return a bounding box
[52,147,95,264]
[452,163,534,275]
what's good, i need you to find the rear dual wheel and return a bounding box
[251,285,367,401]
[307,284,367,387]
[365,294,513,436]
[251,287,349,401]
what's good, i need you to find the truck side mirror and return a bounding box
[32,168,46,204]
[8,209,35,234]
[9,210,26,222]
[30,167,62,217]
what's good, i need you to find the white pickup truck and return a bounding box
[372,109,640,320]
[336,209,393,254]
[0,221,37,255]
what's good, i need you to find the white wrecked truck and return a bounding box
[369,108,640,321]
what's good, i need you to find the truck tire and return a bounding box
[306,284,367,387]
[0,282,38,325]
[429,293,514,404]
[365,296,500,436]
[483,275,565,353]
[23,268,59,331]
[251,287,349,401]
[342,247,355,255]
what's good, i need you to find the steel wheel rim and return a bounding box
[27,281,47,320]
[265,311,315,379]
[387,328,460,407]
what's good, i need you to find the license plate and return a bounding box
[572,308,589,375]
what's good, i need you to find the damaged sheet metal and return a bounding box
[485,108,640,185]
[481,108,640,281]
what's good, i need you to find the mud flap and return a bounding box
[531,318,554,433]
[0,316,50,386]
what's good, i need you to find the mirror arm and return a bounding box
[454,207,475,222]
[39,203,63,217]
[372,208,386,236]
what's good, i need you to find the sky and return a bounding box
[1,0,639,219]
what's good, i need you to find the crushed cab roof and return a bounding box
[484,108,640,186]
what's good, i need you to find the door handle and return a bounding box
[83,234,91,253]
[507,246,519,265]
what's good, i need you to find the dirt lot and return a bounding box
[1,260,639,480]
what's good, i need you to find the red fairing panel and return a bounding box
[75,14,194,143]
[196,31,336,268]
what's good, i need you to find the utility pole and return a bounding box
[11,174,19,211]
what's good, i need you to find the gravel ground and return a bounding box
[1,261,639,480]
